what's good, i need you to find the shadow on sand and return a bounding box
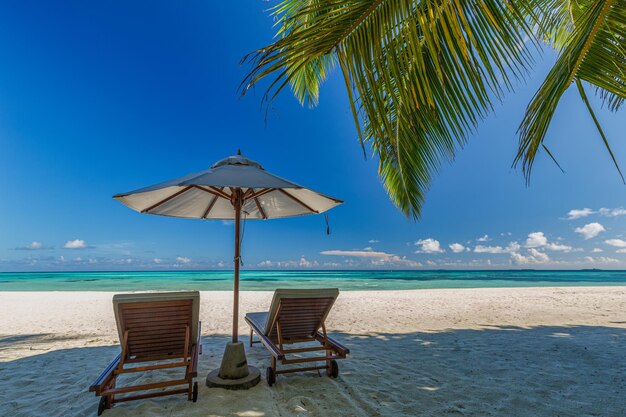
[1,325,625,417]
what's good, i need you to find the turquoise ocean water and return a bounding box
[1,270,626,291]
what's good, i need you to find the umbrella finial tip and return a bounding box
[237,149,242,155]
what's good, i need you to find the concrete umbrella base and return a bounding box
[206,341,261,390]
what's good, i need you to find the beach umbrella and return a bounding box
[113,151,342,388]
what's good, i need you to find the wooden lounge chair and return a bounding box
[245,288,349,386]
[89,291,202,415]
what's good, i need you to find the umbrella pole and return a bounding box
[233,189,241,343]
[207,187,260,389]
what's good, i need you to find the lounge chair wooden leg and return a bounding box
[321,322,331,373]
[107,377,116,407]
[249,327,253,347]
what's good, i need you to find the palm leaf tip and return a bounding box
[516,0,626,182]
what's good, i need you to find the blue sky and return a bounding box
[1,1,625,271]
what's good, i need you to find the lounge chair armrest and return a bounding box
[190,344,199,377]
[245,316,285,360]
[89,353,121,394]
[315,332,350,355]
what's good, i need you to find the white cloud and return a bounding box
[258,257,318,268]
[511,248,550,265]
[525,232,548,248]
[363,247,373,251]
[524,232,572,252]
[17,241,49,250]
[321,249,420,267]
[528,248,550,263]
[322,250,395,258]
[298,256,314,267]
[474,242,520,255]
[565,207,626,220]
[592,248,604,253]
[64,239,87,249]
[368,239,379,243]
[616,249,626,254]
[372,256,421,267]
[176,256,191,263]
[153,258,163,264]
[599,208,626,217]
[414,238,444,254]
[566,208,595,220]
[477,235,490,242]
[605,239,626,248]
[449,243,466,253]
[583,256,619,264]
[474,245,507,254]
[574,223,605,239]
[473,241,552,265]
[545,243,573,252]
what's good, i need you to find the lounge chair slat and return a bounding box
[115,361,189,374]
[276,318,323,325]
[101,378,190,395]
[130,348,185,357]
[128,339,186,350]
[123,308,192,319]
[129,340,186,351]
[120,300,193,309]
[113,388,190,403]
[124,316,191,325]
[130,341,185,348]
[130,334,190,344]
[128,327,187,336]
[126,324,190,332]
[276,311,328,319]
[123,303,192,311]
[125,353,186,363]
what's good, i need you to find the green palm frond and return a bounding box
[535,0,578,49]
[243,0,539,219]
[515,0,626,181]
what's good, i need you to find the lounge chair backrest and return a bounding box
[264,288,339,341]
[113,291,200,360]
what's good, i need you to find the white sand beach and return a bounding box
[1,287,626,417]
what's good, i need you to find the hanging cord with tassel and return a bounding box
[239,210,248,266]
[325,213,331,235]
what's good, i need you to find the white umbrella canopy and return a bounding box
[113,151,343,356]
[113,153,342,220]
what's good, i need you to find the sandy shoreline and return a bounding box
[1,287,626,416]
